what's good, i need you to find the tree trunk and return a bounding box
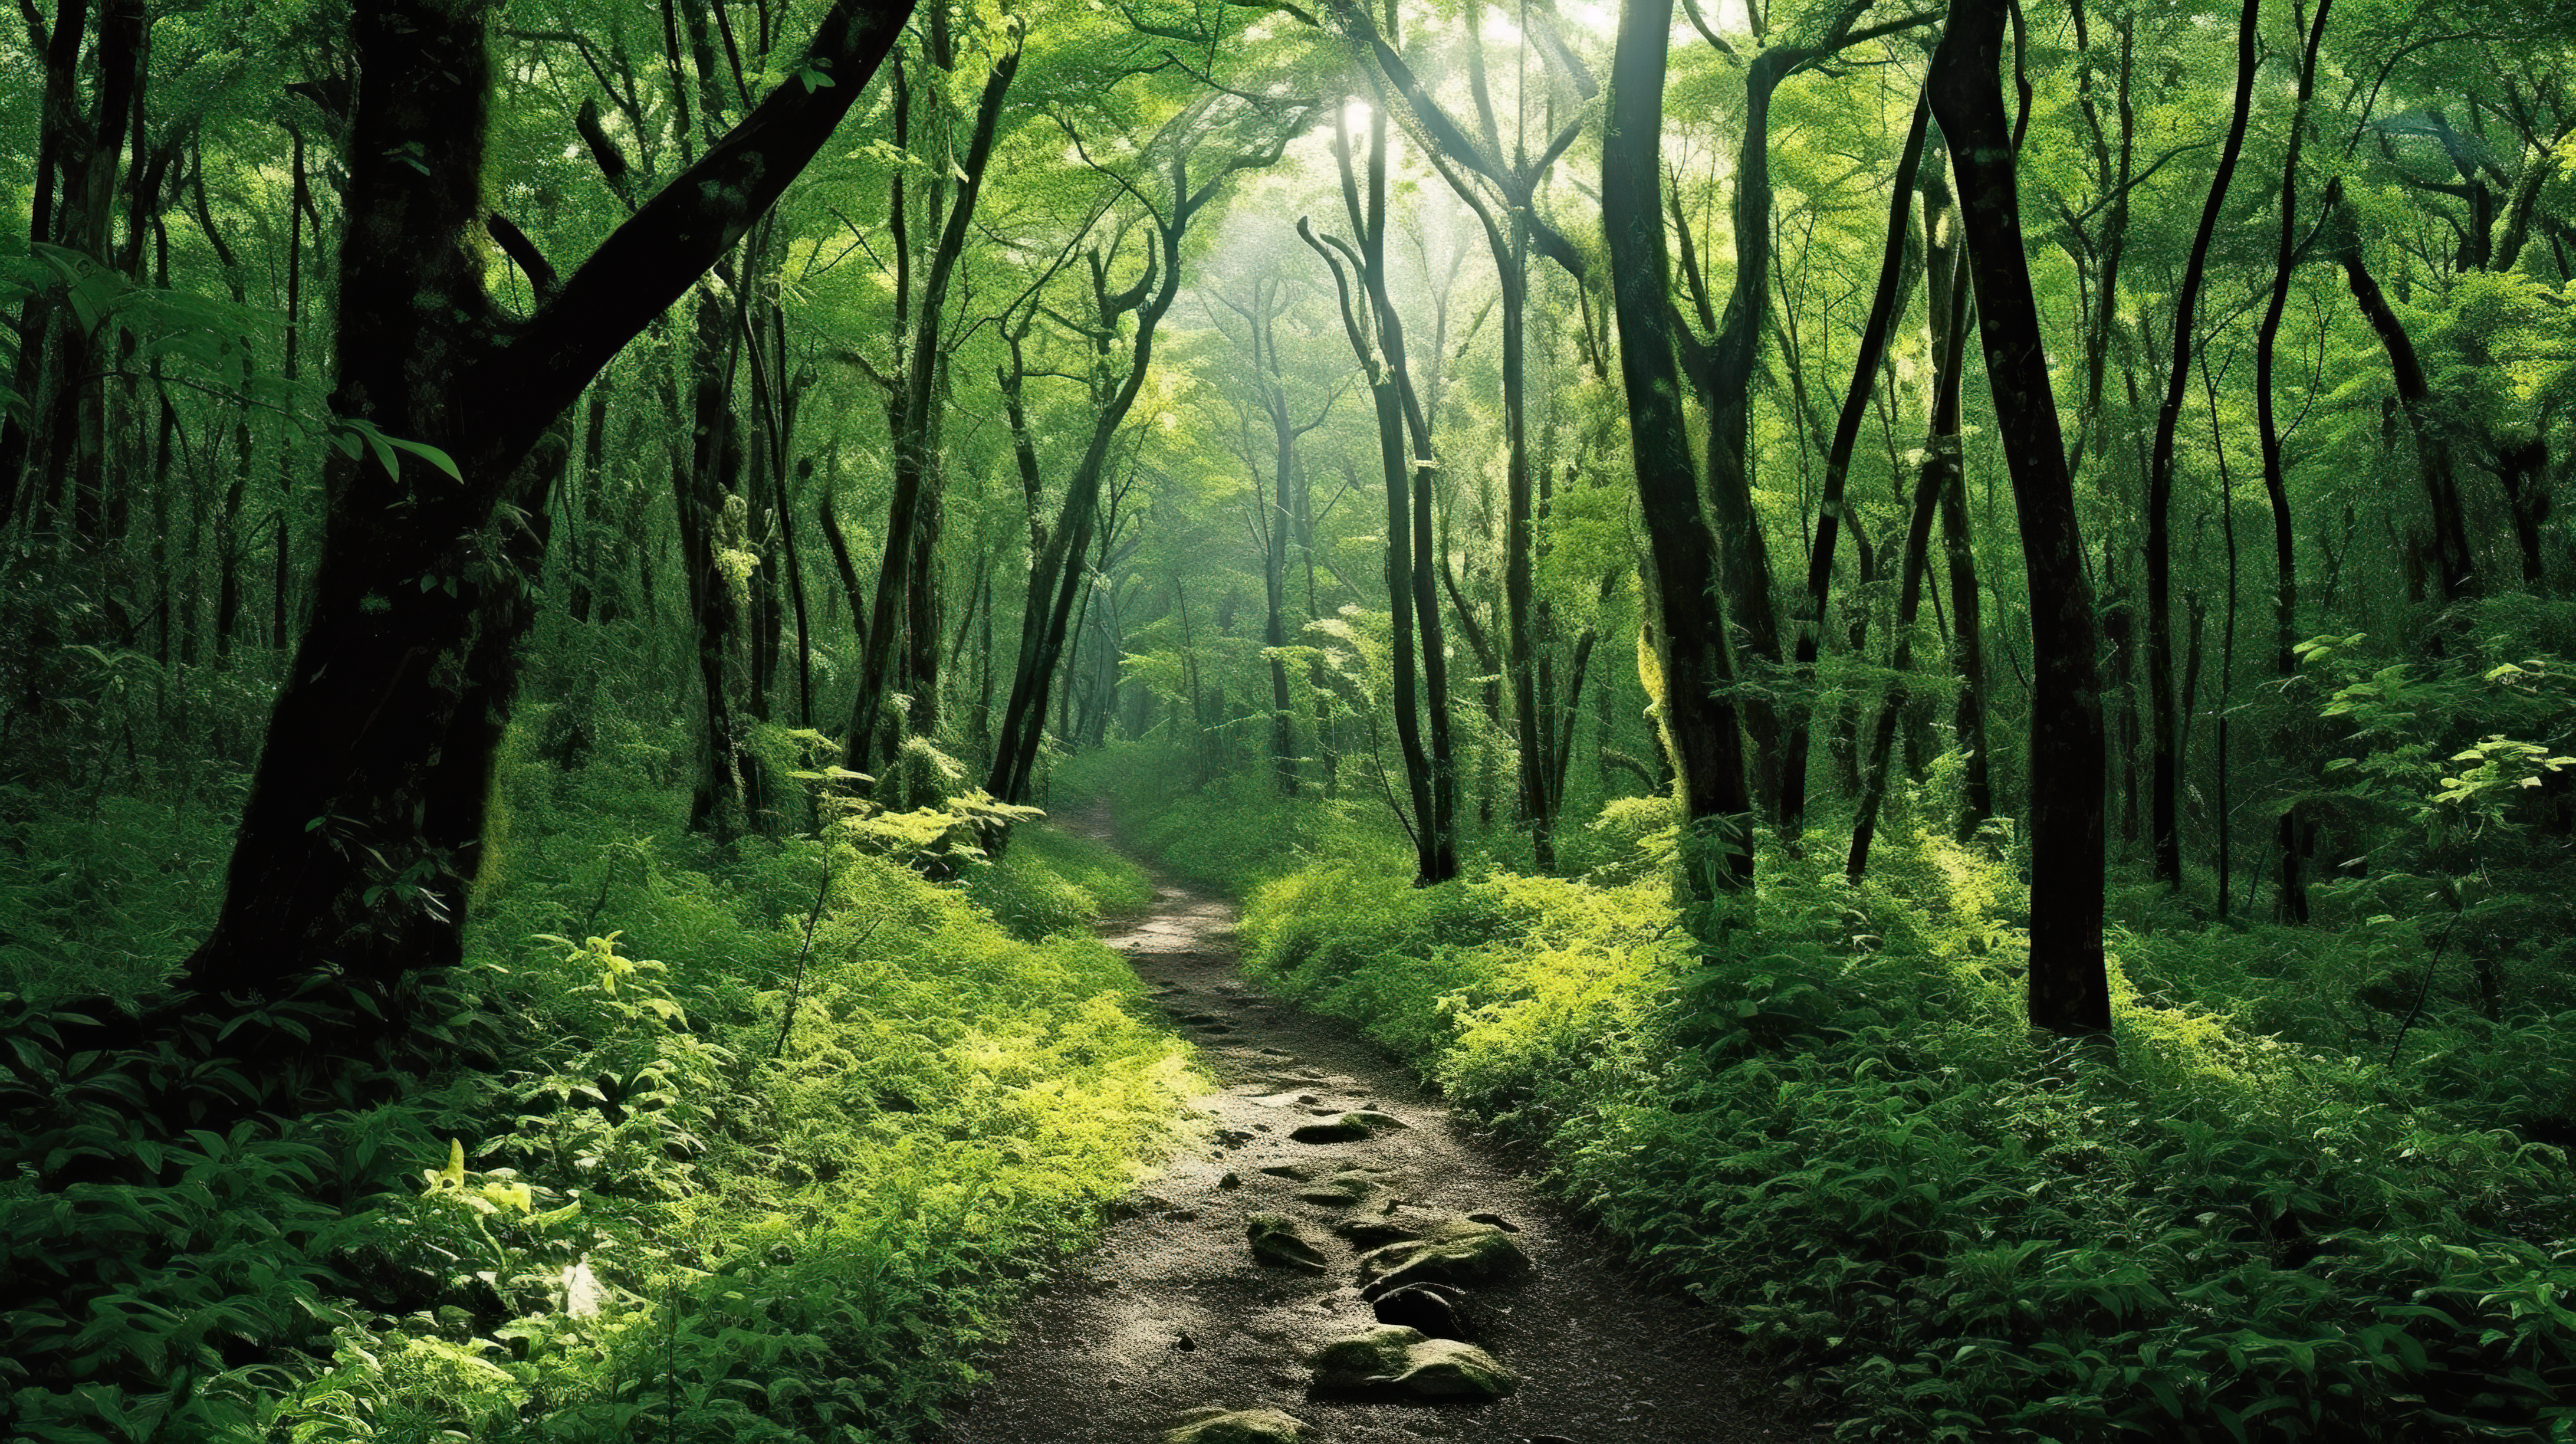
[2143,0,2259,890]
[1605,0,1753,902]
[991,112,1302,810]
[178,0,913,1018]
[1695,47,1803,814]
[1302,94,1455,884]
[1920,138,1993,844]
[845,38,1018,774]
[1243,280,1302,796]
[2324,182,2477,608]
[0,0,88,526]
[1781,90,1929,842]
[2255,0,2332,922]
[1846,406,1945,884]
[677,285,749,835]
[1932,0,2110,1040]
[28,0,143,555]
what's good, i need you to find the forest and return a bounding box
[2,0,2573,1436]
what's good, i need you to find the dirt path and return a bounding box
[934,822,1776,1443]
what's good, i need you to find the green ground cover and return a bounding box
[1,720,1197,1442]
[1071,736,2576,1442]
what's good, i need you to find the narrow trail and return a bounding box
[935,815,1775,1443]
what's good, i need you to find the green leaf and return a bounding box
[383,432,465,483]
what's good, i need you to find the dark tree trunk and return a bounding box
[2143,0,2259,890]
[2493,438,2550,590]
[1846,401,1944,885]
[2324,182,2477,608]
[819,477,870,662]
[1233,278,1302,797]
[28,0,143,555]
[1344,1,1591,871]
[1920,140,1993,844]
[1605,0,1753,902]
[1932,0,2110,1040]
[845,38,1017,774]
[1302,91,1455,884]
[177,0,914,1016]
[1780,90,1928,845]
[2061,1,2135,487]
[1677,9,1938,821]
[1302,110,1448,882]
[677,285,748,834]
[1694,47,1803,815]
[1496,211,1548,870]
[0,0,90,525]
[2256,0,2332,923]
[990,113,1305,810]
[567,379,612,624]
[273,125,310,648]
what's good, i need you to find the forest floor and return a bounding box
[930,808,1778,1444]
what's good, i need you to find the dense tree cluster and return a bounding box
[2,0,2572,1430]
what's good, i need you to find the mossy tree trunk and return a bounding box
[1604,0,1753,902]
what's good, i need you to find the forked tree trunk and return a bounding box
[1845,405,1945,885]
[845,37,1018,776]
[1605,0,1753,902]
[990,114,1304,811]
[178,0,913,1018]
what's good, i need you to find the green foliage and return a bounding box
[1191,783,2576,1442]
[1059,735,1411,896]
[0,723,1200,1441]
[965,822,1154,940]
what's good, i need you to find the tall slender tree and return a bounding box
[1930,0,2110,1039]
[1605,0,1754,901]
[2144,0,2261,891]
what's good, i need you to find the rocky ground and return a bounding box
[931,820,1787,1444]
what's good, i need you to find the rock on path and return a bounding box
[933,813,1769,1443]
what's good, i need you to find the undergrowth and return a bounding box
[1096,737,2576,1442]
[0,713,1192,1442]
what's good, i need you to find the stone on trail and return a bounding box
[1245,1212,1331,1272]
[1332,1207,1428,1249]
[1389,1337,1519,1399]
[1288,1110,1407,1144]
[1308,1324,1425,1386]
[1307,1324,1520,1401]
[1296,1165,1394,1208]
[1371,1281,1470,1339]
[1161,1406,1309,1443]
[1358,1217,1531,1294]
